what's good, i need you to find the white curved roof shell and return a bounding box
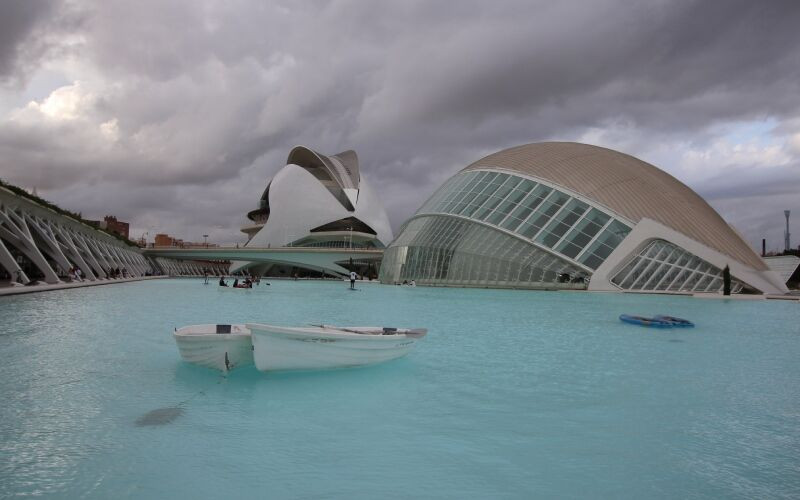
[244,147,392,249]
[463,142,766,271]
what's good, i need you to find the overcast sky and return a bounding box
[1,0,799,252]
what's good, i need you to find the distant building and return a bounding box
[154,233,177,247]
[89,215,130,239]
[380,142,787,294]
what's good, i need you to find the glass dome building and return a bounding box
[379,142,787,294]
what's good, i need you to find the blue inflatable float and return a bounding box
[619,314,684,328]
[653,315,695,327]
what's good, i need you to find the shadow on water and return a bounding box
[135,407,184,426]
[134,367,233,427]
[667,339,685,343]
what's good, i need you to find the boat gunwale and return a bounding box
[174,324,252,340]
[246,323,427,341]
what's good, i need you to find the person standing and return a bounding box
[350,270,357,290]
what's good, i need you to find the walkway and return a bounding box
[0,275,167,297]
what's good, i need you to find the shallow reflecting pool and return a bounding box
[1,279,798,499]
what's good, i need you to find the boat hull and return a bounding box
[174,324,253,371]
[248,324,423,371]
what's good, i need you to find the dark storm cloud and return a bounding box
[1,0,799,245]
[0,0,84,87]
[0,0,55,81]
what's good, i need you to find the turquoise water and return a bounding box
[1,279,799,499]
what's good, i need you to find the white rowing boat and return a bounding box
[173,324,253,371]
[247,323,427,372]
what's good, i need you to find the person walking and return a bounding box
[350,270,357,290]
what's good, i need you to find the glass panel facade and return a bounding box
[409,170,631,274]
[610,239,743,293]
[379,216,589,288]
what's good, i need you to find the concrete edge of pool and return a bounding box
[0,275,168,296]
[1,276,797,302]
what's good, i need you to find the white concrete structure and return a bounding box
[232,146,392,276]
[0,186,154,284]
[764,255,800,287]
[380,142,787,294]
[0,185,209,284]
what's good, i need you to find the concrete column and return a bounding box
[97,241,125,275]
[89,238,118,275]
[25,215,81,280]
[107,245,138,277]
[0,206,60,283]
[64,230,106,279]
[0,236,30,284]
[124,248,147,276]
[46,222,97,280]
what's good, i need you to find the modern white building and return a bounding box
[379,142,788,295]
[232,146,392,276]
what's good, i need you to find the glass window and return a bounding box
[643,261,671,290]
[378,214,590,289]
[666,247,682,264]
[611,258,640,286]
[695,262,712,275]
[630,259,660,289]
[450,172,496,214]
[578,220,631,270]
[706,277,723,292]
[435,173,481,213]
[473,177,520,221]
[486,186,529,225]
[517,190,570,239]
[646,241,664,258]
[500,184,550,232]
[655,265,683,290]
[682,271,703,291]
[535,199,589,248]
[620,257,649,288]
[694,273,715,292]
[555,209,610,258]
[668,269,692,291]
[654,245,674,262]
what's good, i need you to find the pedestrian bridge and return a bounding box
[143,246,384,276]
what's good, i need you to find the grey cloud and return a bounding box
[0,0,55,82]
[1,0,799,246]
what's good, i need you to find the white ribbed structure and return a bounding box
[234,146,392,277]
[381,142,787,294]
[464,142,765,270]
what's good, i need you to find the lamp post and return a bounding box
[203,234,209,248]
[348,226,353,249]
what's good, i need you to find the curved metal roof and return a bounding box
[286,146,361,211]
[287,146,360,190]
[463,142,766,270]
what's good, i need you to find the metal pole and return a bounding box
[785,210,791,252]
